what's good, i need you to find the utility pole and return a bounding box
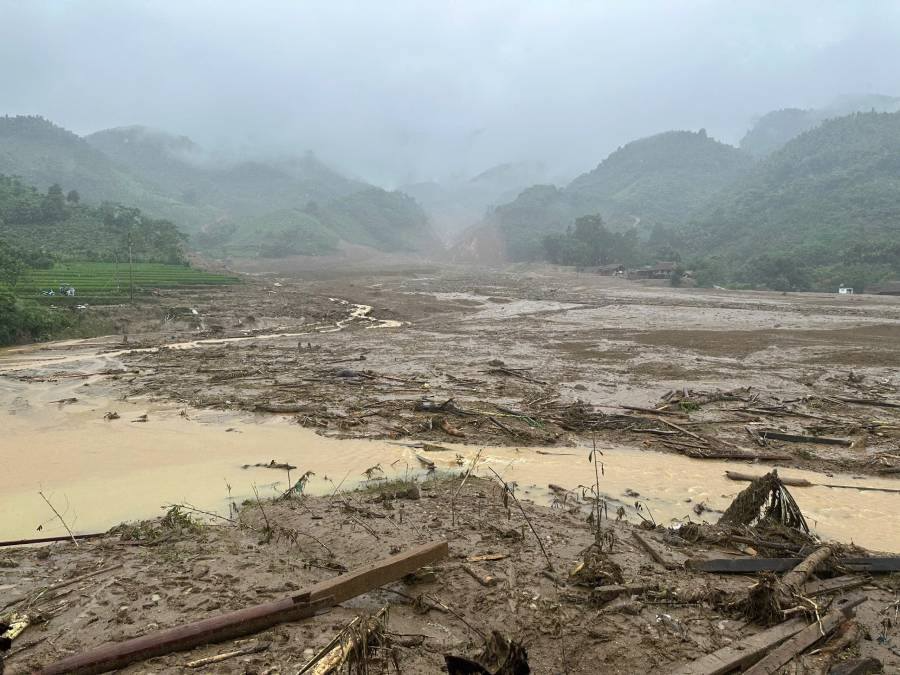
[129,242,134,304]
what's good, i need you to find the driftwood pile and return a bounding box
[665,472,896,673]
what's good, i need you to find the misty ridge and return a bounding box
[2,1,900,305]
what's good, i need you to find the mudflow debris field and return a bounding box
[14,265,899,477]
[2,265,900,673]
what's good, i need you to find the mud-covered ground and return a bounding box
[40,263,900,478]
[4,265,900,674]
[2,476,899,674]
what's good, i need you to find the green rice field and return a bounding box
[17,262,240,304]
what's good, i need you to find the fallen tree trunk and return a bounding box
[725,470,900,494]
[781,545,833,596]
[0,533,105,548]
[724,471,812,488]
[37,541,448,675]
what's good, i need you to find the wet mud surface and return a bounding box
[12,265,896,476]
[2,477,899,674]
[3,265,900,673]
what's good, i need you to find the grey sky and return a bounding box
[2,1,899,185]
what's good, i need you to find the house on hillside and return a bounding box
[629,261,677,280]
[868,281,900,296]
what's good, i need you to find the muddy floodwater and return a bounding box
[2,360,897,551]
[3,268,900,552]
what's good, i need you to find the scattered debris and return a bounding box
[445,631,530,675]
[718,470,809,533]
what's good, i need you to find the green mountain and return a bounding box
[0,115,211,228]
[473,130,753,260]
[86,126,365,216]
[0,116,438,258]
[686,111,900,291]
[0,174,185,264]
[224,189,435,258]
[740,94,900,157]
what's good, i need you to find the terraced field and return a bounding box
[17,262,239,304]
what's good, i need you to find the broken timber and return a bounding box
[802,574,868,597]
[632,530,678,570]
[687,557,900,573]
[724,470,900,494]
[37,541,449,675]
[743,595,866,675]
[758,429,852,447]
[0,532,105,548]
[669,617,807,674]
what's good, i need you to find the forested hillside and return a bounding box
[685,111,900,291]
[0,174,185,263]
[476,130,752,260]
[0,116,438,258]
[0,178,166,346]
[221,189,437,258]
[739,94,900,157]
[87,125,437,256]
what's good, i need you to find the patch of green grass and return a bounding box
[16,261,239,304]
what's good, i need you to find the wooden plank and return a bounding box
[829,657,884,674]
[802,575,868,597]
[688,557,900,574]
[669,617,807,675]
[632,530,678,570]
[758,429,852,447]
[38,541,448,675]
[306,540,448,604]
[744,595,866,675]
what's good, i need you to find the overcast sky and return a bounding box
[2,1,899,185]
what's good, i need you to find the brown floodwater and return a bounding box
[2,352,898,551]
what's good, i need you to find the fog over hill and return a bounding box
[3,2,900,185]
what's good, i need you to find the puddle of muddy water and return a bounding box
[2,374,898,551]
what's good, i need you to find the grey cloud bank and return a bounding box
[2,0,899,185]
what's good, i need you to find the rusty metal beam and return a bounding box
[38,540,448,675]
